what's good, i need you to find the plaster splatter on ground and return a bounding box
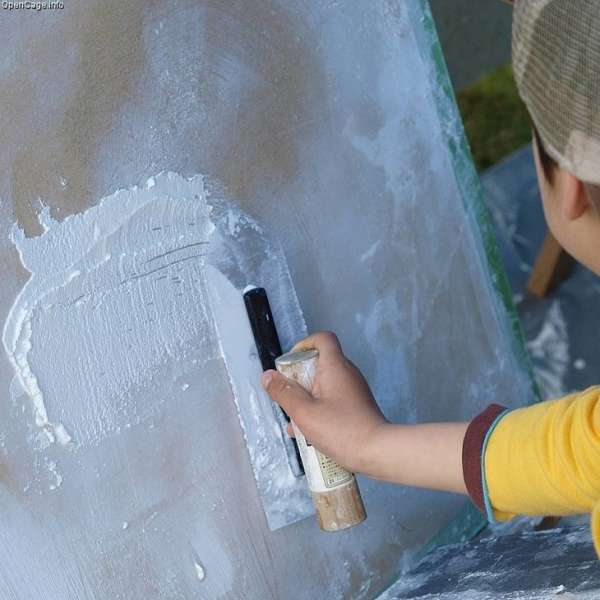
[525,300,569,398]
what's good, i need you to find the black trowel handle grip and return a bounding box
[244,287,305,477]
[243,287,283,372]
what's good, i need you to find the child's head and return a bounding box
[512,1,600,275]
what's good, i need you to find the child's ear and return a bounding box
[560,171,589,221]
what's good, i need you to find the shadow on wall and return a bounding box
[6,1,147,236]
[4,0,328,236]
[173,0,329,204]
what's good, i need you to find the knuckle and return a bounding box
[292,335,311,352]
[294,331,341,354]
[318,330,339,346]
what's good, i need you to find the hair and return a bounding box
[533,124,600,213]
[532,125,557,184]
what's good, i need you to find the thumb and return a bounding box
[261,370,313,420]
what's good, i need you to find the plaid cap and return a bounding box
[512,0,600,185]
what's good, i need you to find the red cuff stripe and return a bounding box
[462,404,508,512]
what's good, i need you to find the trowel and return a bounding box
[205,199,314,530]
[207,198,366,532]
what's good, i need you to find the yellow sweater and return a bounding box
[481,387,600,556]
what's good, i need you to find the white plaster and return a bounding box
[360,240,382,263]
[3,172,215,447]
[46,460,63,491]
[194,560,205,581]
[526,301,569,398]
[3,171,312,530]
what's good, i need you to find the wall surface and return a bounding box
[0,1,533,598]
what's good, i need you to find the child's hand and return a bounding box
[261,331,388,474]
[263,331,468,494]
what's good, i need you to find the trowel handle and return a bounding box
[275,349,366,532]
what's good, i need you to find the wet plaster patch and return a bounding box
[2,171,311,528]
[3,172,215,450]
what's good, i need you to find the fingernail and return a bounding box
[262,371,274,389]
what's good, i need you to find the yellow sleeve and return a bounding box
[484,387,600,555]
[486,387,600,517]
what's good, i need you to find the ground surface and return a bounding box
[382,525,600,599]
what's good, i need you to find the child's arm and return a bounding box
[354,422,469,494]
[261,331,469,494]
[262,331,600,525]
[476,389,600,520]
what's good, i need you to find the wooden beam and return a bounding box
[527,232,575,298]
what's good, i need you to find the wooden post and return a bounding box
[527,231,575,298]
[275,349,367,532]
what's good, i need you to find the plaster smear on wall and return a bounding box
[2,171,311,528]
[3,173,216,448]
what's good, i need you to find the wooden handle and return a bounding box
[275,350,366,532]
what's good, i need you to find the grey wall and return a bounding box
[0,1,533,598]
[429,0,513,89]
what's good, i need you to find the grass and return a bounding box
[457,64,532,171]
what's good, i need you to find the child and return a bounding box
[262,0,600,555]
